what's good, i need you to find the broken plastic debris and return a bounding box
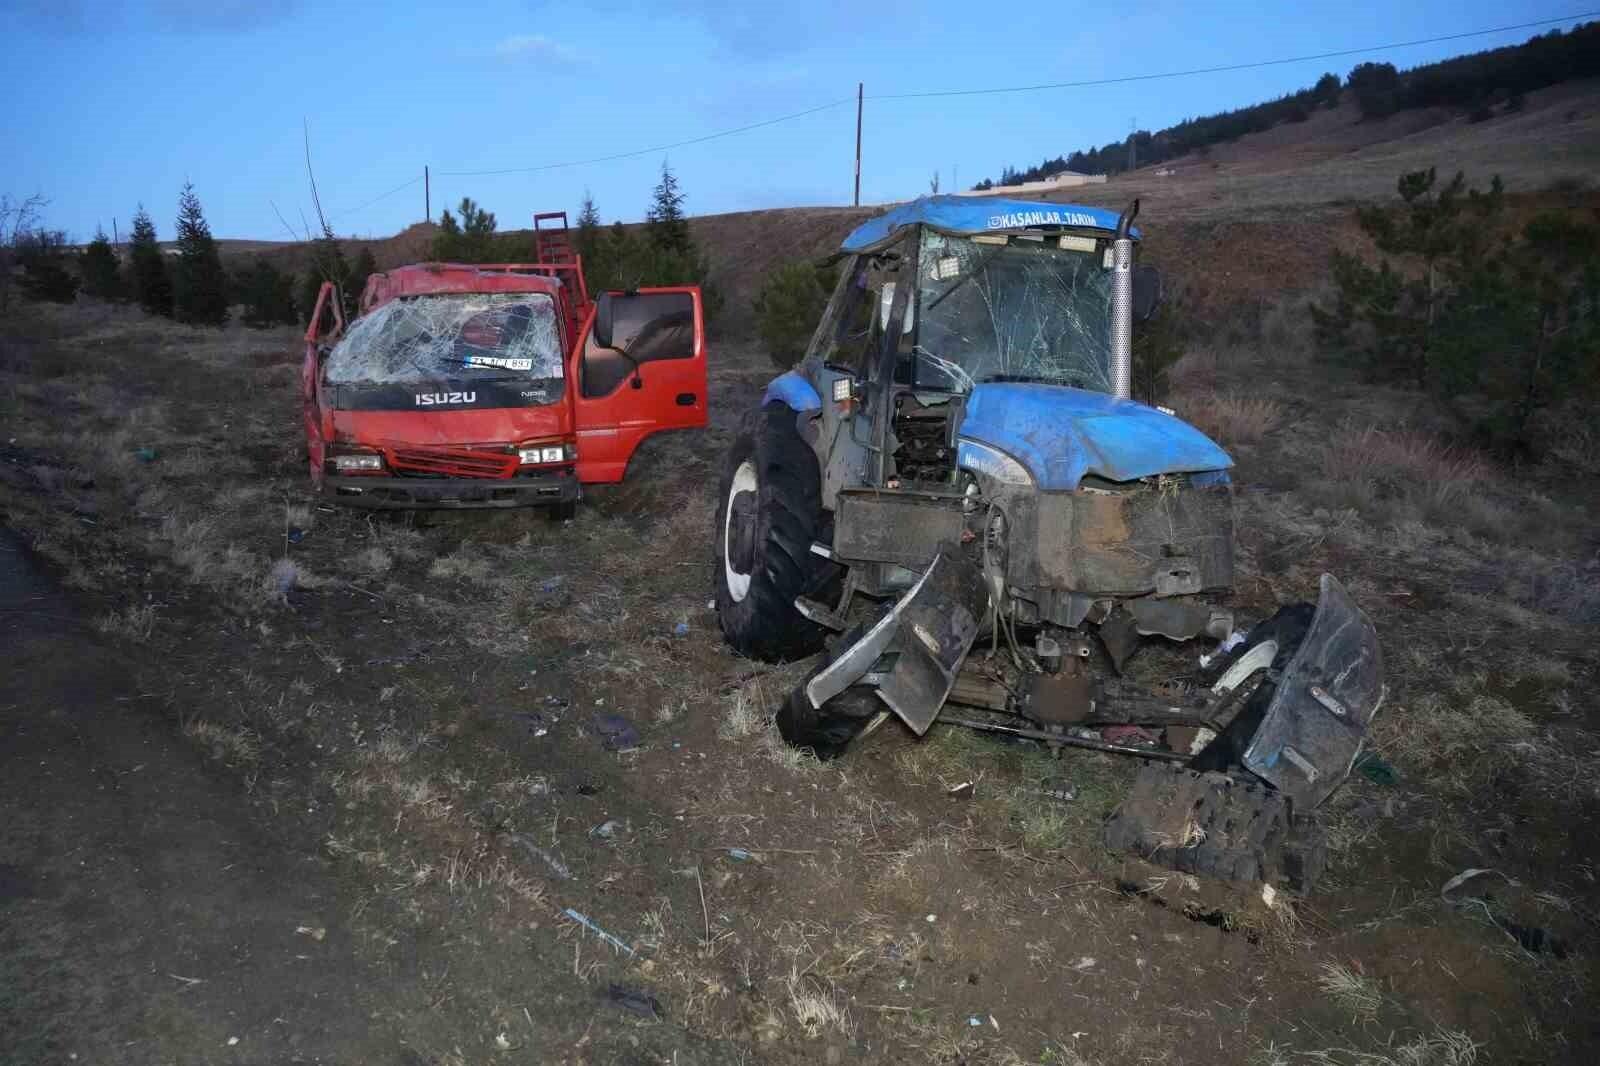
[134,447,158,463]
[727,847,754,862]
[1199,629,1247,669]
[947,781,974,800]
[562,907,635,957]
[226,1037,239,1046]
[1070,956,1096,972]
[605,983,661,1018]
[494,1033,512,1051]
[295,924,327,941]
[673,621,690,637]
[925,914,937,923]
[1354,751,1399,785]
[968,1015,983,1027]
[592,819,624,839]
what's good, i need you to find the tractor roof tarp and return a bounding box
[840,195,1137,253]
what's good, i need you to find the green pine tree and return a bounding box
[127,205,173,317]
[242,257,298,327]
[575,191,603,289]
[79,229,122,299]
[171,182,229,325]
[646,160,691,256]
[431,197,497,262]
[348,246,377,313]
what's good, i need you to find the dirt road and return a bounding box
[0,529,408,1062]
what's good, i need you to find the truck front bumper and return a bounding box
[323,470,579,510]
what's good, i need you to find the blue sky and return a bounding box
[2,0,1591,241]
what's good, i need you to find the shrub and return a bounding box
[754,260,834,368]
[15,229,79,303]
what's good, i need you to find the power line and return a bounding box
[435,97,854,177]
[328,174,423,222]
[319,11,1596,214]
[870,12,1598,101]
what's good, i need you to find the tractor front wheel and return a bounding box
[714,404,828,662]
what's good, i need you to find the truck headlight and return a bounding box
[333,453,383,472]
[518,442,576,465]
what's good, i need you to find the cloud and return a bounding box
[489,33,580,66]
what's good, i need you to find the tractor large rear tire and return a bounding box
[715,404,828,662]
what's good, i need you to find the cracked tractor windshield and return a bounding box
[326,292,565,393]
[913,230,1114,393]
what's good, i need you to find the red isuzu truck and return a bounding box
[301,213,707,515]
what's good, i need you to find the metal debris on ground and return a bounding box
[727,847,755,861]
[947,781,974,800]
[562,907,635,957]
[591,819,624,839]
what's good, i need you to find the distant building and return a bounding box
[967,170,1108,197]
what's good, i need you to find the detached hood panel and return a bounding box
[958,383,1233,490]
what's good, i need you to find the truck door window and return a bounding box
[582,292,696,397]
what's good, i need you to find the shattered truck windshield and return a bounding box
[326,292,564,387]
[913,229,1114,393]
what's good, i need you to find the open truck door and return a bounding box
[300,281,344,490]
[572,287,707,483]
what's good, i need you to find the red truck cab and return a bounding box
[301,232,706,513]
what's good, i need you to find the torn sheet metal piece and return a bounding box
[1243,574,1384,809]
[805,552,987,736]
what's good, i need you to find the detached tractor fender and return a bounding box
[762,370,823,414]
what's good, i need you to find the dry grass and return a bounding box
[1302,422,1517,542]
[1372,682,1540,794]
[183,720,263,765]
[95,603,155,642]
[1179,390,1285,445]
[785,971,853,1039]
[1316,961,1382,1020]
[1291,1028,1480,1066]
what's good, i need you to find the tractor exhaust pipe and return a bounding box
[1109,199,1140,400]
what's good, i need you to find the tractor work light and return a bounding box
[333,453,383,472]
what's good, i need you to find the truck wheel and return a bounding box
[715,404,828,662]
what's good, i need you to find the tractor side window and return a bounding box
[806,251,901,376]
[582,291,697,397]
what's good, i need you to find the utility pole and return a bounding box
[424,166,431,222]
[111,218,119,251]
[853,82,863,207]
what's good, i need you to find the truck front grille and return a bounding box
[384,445,517,479]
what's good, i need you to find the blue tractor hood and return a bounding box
[958,383,1232,491]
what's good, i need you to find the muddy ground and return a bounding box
[2,297,1598,1065]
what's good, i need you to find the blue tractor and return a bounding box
[714,196,1382,887]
